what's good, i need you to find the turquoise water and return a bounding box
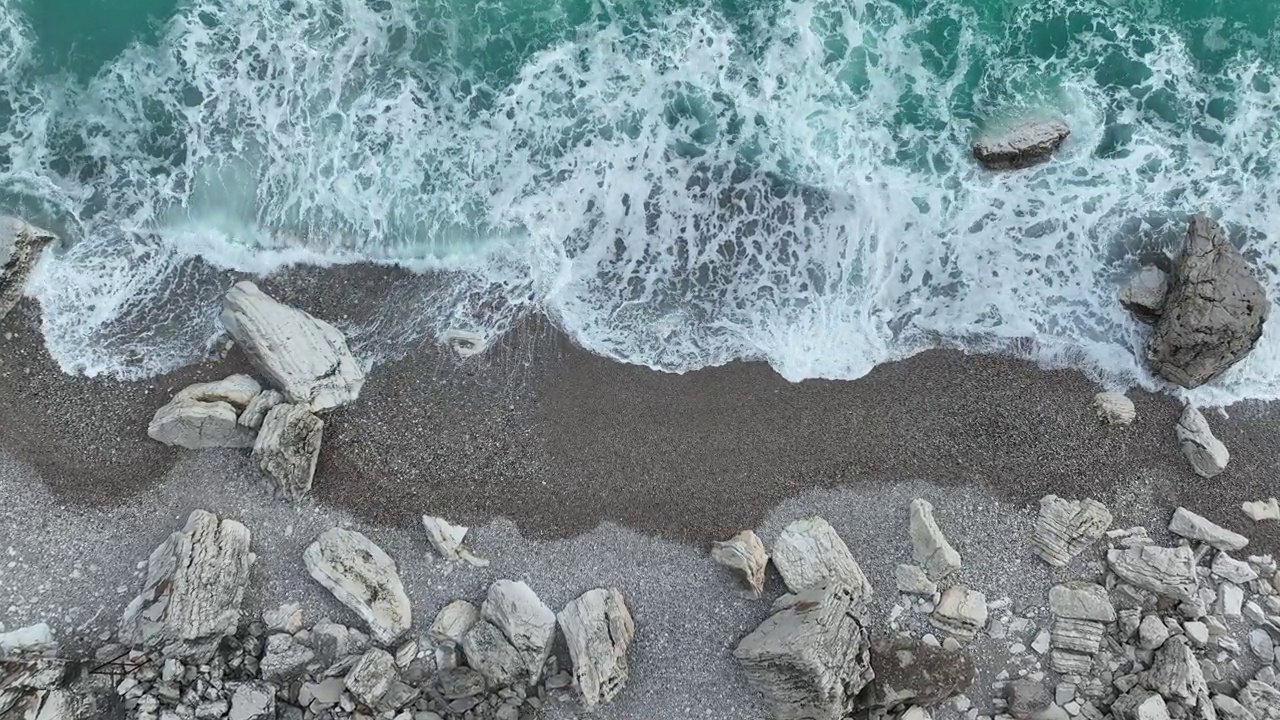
[2,0,1279,401]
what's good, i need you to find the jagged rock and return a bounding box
[1138,615,1170,651]
[972,120,1071,170]
[557,588,635,710]
[1093,392,1137,425]
[303,528,411,645]
[1211,553,1259,584]
[1008,681,1054,720]
[734,582,873,720]
[148,395,258,449]
[896,565,938,596]
[480,580,556,684]
[345,648,396,707]
[1142,637,1212,714]
[772,517,873,603]
[263,604,304,634]
[260,634,314,682]
[711,530,769,595]
[860,634,975,711]
[120,510,253,660]
[1168,507,1247,552]
[461,620,525,688]
[0,217,57,320]
[1242,499,1280,523]
[1107,546,1199,604]
[421,516,489,568]
[1148,215,1270,388]
[1177,407,1231,479]
[221,281,365,412]
[253,404,323,499]
[1121,266,1170,324]
[430,600,479,670]
[1238,680,1280,719]
[909,499,962,581]
[228,681,276,720]
[1249,629,1275,663]
[238,390,284,430]
[437,667,486,699]
[1031,496,1112,567]
[0,623,54,654]
[309,619,360,665]
[1049,583,1116,624]
[1113,690,1172,720]
[931,586,988,641]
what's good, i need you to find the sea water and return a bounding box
[1,0,1278,403]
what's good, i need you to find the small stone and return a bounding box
[910,499,962,581]
[711,530,769,596]
[931,586,988,641]
[1218,583,1244,619]
[1248,629,1275,663]
[263,604,304,635]
[1032,631,1052,655]
[1242,499,1280,523]
[1182,622,1209,647]
[1175,408,1231,479]
[228,682,276,720]
[1212,553,1260,584]
[1138,615,1170,651]
[896,564,938,596]
[422,516,489,567]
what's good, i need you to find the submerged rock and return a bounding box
[1147,215,1269,388]
[303,528,411,645]
[557,588,635,710]
[253,403,323,499]
[1120,266,1170,324]
[1176,406,1230,479]
[772,517,873,603]
[0,217,57,321]
[972,120,1071,170]
[1031,495,1112,567]
[711,530,770,596]
[909,498,962,581]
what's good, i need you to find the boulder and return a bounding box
[557,588,636,710]
[0,623,54,655]
[174,375,263,409]
[238,390,284,430]
[1032,496,1112,567]
[119,510,253,661]
[734,582,874,720]
[711,530,769,596]
[1093,392,1137,425]
[909,499,962,580]
[1141,636,1212,714]
[1107,546,1199,604]
[461,621,525,688]
[344,648,396,708]
[1168,507,1247,552]
[859,634,974,711]
[429,600,480,670]
[148,397,258,450]
[1176,407,1230,479]
[1242,498,1280,523]
[480,580,556,684]
[303,528,411,645]
[253,404,323,499]
[972,120,1071,170]
[772,517,873,603]
[221,281,365,412]
[0,217,57,320]
[421,516,488,567]
[1147,215,1269,388]
[1120,266,1170,324]
[930,586,988,641]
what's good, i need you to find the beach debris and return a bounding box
[1176,406,1231,479]
[931,585,988,641]
[344,648,397,708]
[1047,582,1115,674]
[0,216,57,321]
[422,515,489,567]
[1092,391,1137,425]
[1120,266,1170,324]
[557,587,635,710]
[1147,215,1270,389]
[909,498,962,580]
[430,600,480,670]
[895,564,938,596]
[253,403,323,499]
[1106,545,1199,604]
[1242,498,1280,523]
[1168,507,1248,551]
[442,328,489,359]
[238,388,284,430]
[859,634,975,711]
[303,528,411,645]
[734,582,874,720]
[972,119,1071,170]
[119,510,253,661]
[1031,495,1112,567]
[477,580,556,684]
[771,516,873,603]
[221,280,366,412]
[147,374,264,449]
[711,530,769,595]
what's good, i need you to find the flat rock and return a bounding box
[1147,215,1270,388]
[1242,499,1280,523]
[734,582,873,720]
[303,528,411,645]
[1238,680,1280,720]
[1107,546,1199,604]
[1007,680,1053,720]
[228,681,276,720]
[860,634,975,711]
[0,623,54,654]
[345,648,396,707]
[119,510,253,661]
[896,564,938,596]
[480,580,556,684]
[1120,266,1170,324]
[1031,496,1112,567]
[0,217,57,321]
[711,530,769,596]
[1176,407,1231,479]
[238,389,284,430]
[1048,583,1116,623]
[147,396,258,450]
[253,404,323,499]
[931,586,988,641]
[909,499,962,581]
[1168,507,1247,551]
[221,281,365,412]
[972,120,1071,170]
[260,633,314,683]
[422,516,488,567]
[557,588,635,710]
[772,517,873,603]
[1092,392,1137,425]
[1211,553,1259,584]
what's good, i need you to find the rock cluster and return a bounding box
[972,120,1071,170]
[0,215,57,321]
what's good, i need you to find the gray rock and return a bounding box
[221,281,365,412]
[0,623,55,654]
[1141,637,1211,714]
[1120,266,1170,324]
[1212,553,1260,584]
[1107,546,1199,604]
[1168,507,1247,552]
[1031,496,1112,568]
[910,499,962,581]
[238,390,284,431]
[461,621,526,688]
[253,403,323,499]
[734,582,873,720]
[1112,690,1172,720]
[557,588,635,710]
[1048,583,1116,623]
[119,510,253,661]
[1147,215,1270,388]
[860,634,975,711]
[771,517,873,603]
[1212,694,1259,720]
[228,682,275,720]
[437,667,486,699]
[148,396,258,449]
[303,528,411,645]
[421,516,488,568]
[711,530,769,596]
[1219,582,1244,618]
[972,120,1071,170]
[1248,629,1275,663]
[896,564,938,596]
[481,580,556,684]
[1176,407,1231,479]
[262,604,303,635]
[1093,392,1137,425]
[430,601,479,645]
[1238,680,1280,720]
[0,217,56,321]
[344,648,396,708]
[931,586,988,641]
[1138,615,1170,651]
[195,700,229,719]
[1007,681,1053,720]
[260,634,314,683]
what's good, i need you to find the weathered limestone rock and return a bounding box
[1137,615,1170,651]
[262,603,304,634]
[557,588,635,710]
[480,580,556,684]
[461,620,526,688]
[1007,680,1054,720]
[1032,496,1112,567]
[909,499,962,581]
[238,390,284,430]
[1048,582,1114,674]
[228,681,276,720]
[1168,507,1247,552]
[421,516,489,568]
[1177,407,1231,479]
[303,528,411,645]
[1242,498,1280,523]
[1238,680,1280,720]
[1147,215,1270,388]
[1112,690,1172,720]
[345,648,396,708]
[119,510,253,661]
[260,633,314,682]
[1211,553,1259,584]
[430,600,479,670]
[176,375,263,409]
[221,281,365,412]
[711,530,769,596]
[931,586,988,641]
[972,120,1071,170]
[253,404,323,499]
[895,564,938,596]
[148,392,258,450]
[734,582,873,720]
[1141,637,1212,716]
[860,634,975,711]
[772,517,873,603]
[1093,392,1137,425]
[0,623,54,654]
[1107,546,1199,604]
[1121,267,1170,324]
[0,217,56,320]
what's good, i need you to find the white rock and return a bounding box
[262,603,303,634]
[228,681,275,720]
[1138,615,1170,651]
[238,389,284,430]
[1176,407,1230,479]
[147,397,257,449]
[1119,266,1170,324]
[176,374,263,409]
[481,580,556,683]
[931,586,988,641]
[711,530,769,596]
[430,601,480,645]
[1182,622,1209,648]
[896,564,938,596]
[1092,392,1136,425]
[557,588,635,710]
[253,404,323,499]
[1212,553,1260,584]
[1031,496,1112,567]
[910,499,962,581]
[1168,507,1248,551]
[0,622,54,654]
[1248,628,1275,662]
[422,516,489,568]
[771,517,873,602]
[303,528,411,645]
[221,281,365,412]
[345,648,397,707]
[461,619,525,687]
[1242,499,1280,523]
